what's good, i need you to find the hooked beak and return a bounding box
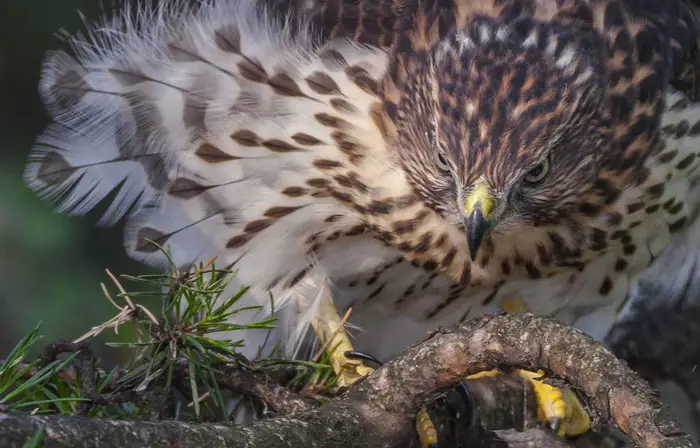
[463,184,497,261]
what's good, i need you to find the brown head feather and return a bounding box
[362,0,698,285]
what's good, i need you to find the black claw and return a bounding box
[455,380,475,427]
[456,380,473,404]
[548,417,562,434]
[418,379,476,446]
[343,350,383,366]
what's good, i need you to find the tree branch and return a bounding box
[0,313,695,448]
[210,365,320,416]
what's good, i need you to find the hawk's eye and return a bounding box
[435,152,451,173]
[523,156,551,185]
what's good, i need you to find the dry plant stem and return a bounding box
[41,340,172,418]
[0,313,694,448]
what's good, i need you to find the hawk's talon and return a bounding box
[500,295,591,438]
[343,350,383,367]
[560,388,592,436]
[517,369,590,437]
[311,295,438,444]
[311,296,375,388]
[548,417,563,434]
[416,407,439,448]
[331,345,375,387]
[455,379,474,421]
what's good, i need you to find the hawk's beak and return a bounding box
[463,184,496,261]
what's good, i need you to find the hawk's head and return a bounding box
[395,17,611,260]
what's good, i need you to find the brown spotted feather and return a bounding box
[23,0,700,361]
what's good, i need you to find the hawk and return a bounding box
[24,0,700,438]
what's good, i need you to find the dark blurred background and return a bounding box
[0,0,144,362]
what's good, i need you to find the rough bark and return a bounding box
[494,428,578,447]
[216,366,319,416]
[0,313,695,448]
[343,313,697,448]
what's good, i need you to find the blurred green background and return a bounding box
[0,0,145,362]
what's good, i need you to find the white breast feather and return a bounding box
[24,0,700,363]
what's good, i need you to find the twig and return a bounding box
[311,307,353,362]
[39,340,98,414]
[214,365,319,416]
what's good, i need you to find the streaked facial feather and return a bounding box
[397,15,609,230]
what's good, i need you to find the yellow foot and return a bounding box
[500,294,530,313]
[418,369,589,446]
[416,408,439,448]
[499,294,591,437]
[310,291,374,388]
[310,291,438,445]
[517,369,590,437]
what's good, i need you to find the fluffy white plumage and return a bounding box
[24,0,700,368]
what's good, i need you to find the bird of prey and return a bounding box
[24,0,700,439]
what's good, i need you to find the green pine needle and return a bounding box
[1,240,340,423]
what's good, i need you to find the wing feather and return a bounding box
[25,0,394,357]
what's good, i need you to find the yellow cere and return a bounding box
[464,183,495,218]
